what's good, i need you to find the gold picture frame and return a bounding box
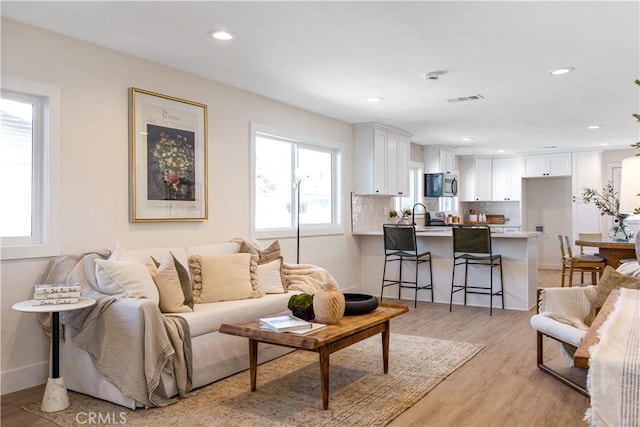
[129,88,208,222]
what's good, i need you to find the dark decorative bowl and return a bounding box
[343,293,379,316]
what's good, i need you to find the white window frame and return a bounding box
[1,77,61,260]
[250,122,343,240]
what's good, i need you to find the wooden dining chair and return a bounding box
[577,233,602,281]
[558,235,605,287]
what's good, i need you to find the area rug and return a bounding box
[23,334,483,427]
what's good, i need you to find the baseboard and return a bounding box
[0,361,48,395]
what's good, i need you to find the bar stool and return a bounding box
[449,225,504,315]
[380,224,433,308]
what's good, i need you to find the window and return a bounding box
[1,78,60,260]
[396,163,423,211]
[251,123,342,239]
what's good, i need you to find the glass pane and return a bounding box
[255,135,293,228]
[0,97,33,237]
[298,148,332,224]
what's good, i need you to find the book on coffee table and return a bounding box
[285,322,327,335]
[259,315,313,332]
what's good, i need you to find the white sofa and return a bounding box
[60,242,299,409]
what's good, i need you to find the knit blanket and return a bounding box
[231,237,340,294]
[586,288,640,427]
[282,262,340,294]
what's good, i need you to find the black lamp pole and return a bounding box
[296,178,301,264]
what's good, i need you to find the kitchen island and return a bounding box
[355,229,540,311]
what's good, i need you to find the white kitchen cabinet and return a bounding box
[522,153,571,177]
[492,157,522,201]
[458,156,493,201]
[571,151,602,244]
[424,146,456,173]
[473,158,493,201]
[354,122,411,195]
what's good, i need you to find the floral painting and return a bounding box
[129,87,207,222]
[146,124,196,201]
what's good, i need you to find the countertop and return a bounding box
[353,228,539,238]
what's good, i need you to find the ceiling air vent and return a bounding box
[447,94,485,103]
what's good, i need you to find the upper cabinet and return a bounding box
[354,122,412,195]
[424,146,456,173]
[571,151,601,197]
[492,157,523,201]
[522,153,572,177]
[458,156,491,201]
[459,156,522,201]
[571,151,602,244]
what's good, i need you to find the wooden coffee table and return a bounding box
[219,302,408,409]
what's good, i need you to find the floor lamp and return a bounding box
[295,177,302,264]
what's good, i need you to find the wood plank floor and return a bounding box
[1,270,590,427]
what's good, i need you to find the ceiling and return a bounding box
[2,1,639,155]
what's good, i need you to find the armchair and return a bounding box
[529,285,597,397]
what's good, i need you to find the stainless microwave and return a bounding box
[424,173,458,197]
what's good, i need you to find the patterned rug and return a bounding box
[23,334,483,427]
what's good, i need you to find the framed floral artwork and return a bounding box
[129,88,208,222]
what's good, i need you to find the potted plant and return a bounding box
[287,293,315,320]
[389,208,412,224]
[582,181,634,242]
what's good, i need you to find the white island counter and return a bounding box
[355,229,540,311]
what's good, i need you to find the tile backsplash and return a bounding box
[352,194,521,232]
[351,194,396,232]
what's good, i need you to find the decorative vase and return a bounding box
[313,283,346,325]
[608,220,634,242]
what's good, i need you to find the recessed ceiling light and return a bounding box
[601,142,610,146]
[588,125,603,129]
[548,67,575,76]
[209,30,235,41]
[462,137,474,142]
[497,149,505,153]
[366,97,383,103]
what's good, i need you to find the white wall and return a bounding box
[0,19,360,394]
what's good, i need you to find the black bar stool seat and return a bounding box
[449,225,504,315]
[381,224,433,308]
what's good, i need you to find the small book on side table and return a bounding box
[259,315,313,332]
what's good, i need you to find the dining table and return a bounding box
[574,238,636,268]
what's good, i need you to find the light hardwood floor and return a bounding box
[1,269,590,427]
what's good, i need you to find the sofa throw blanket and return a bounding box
[231,237,340,293]
[37,250,193,407]
[586,288,640,427]
[282,263,340,294]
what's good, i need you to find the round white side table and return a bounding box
[12,297,96,412]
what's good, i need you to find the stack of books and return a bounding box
[32,284,81,306]
[259,315,327,335]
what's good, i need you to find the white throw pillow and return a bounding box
[195,253,262,303]
[95,259,160,302]
[258,257,286,293]
[148,255,192,313]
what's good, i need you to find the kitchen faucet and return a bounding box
[411,203,427,226]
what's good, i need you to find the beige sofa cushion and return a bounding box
[148,255,192,313]
[257,256,286,293]
[95,259,159,302]
[190,253,263,303]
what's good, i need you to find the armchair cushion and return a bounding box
[584,266,640,326]
[530,314,586,347]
